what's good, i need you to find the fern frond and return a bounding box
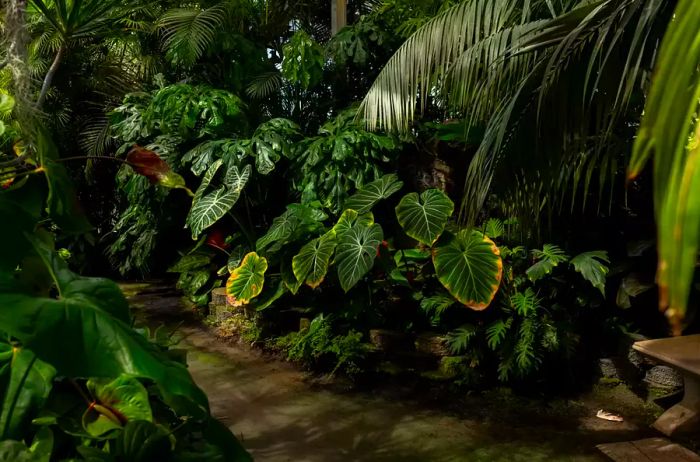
[446,324,478,354]
[486,317,512,350]
[510,288,541,316]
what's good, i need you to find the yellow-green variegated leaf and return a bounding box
[226,252,267,306]
[187,160,251,239]
[332,209,374,239]
[395,189,454,246]
[344,174,404,214]
[433,229,502,310]
[336,223,383,292]
[292,231,337,288]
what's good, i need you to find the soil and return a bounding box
[124,283,667,462]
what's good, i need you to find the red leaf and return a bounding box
[126,145,173,184]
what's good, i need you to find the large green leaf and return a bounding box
[82,375,152,437]
[570,251,610,295]
[226,252,267,306]
[395,189,454,246]
[525,244,569,282]
[187,160,251,239]
[332,209,374,239]
[0,344,55,440]
[37,132,92,234]
[336,223,384,292]
[432,230,503,310]
[113,420,171,462]
[0,239,209,419]
[628,0,700,333]
[292,231,337,289]
[344,174,404,214]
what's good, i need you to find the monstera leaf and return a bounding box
[396,189,454,245]
[525,244,569,282]
[336,223,384,292]
[432,230,503,310]
[344,174,404,214]
[187,159,251,239]
[256,204,326,253]
[0,344,55,440]
[332,209,374,238]
[82,375,152,437]
[292,231,337,288]
[226,252,267,306]
[570,251,610,295]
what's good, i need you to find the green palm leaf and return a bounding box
[158,4,228,67]
[395,189,454,246]
[628,0,700,333]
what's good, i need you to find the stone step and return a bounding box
[597,437,700,461]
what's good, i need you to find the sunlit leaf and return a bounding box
[226,252,267,306]
[292,231,337,288]
[82,375,152,437]
[433,229,503,310]
[395,189,454,245]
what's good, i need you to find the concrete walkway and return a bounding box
[129,285,658,462]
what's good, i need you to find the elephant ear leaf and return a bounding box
[226,252,267,306]
[332,209,373,239]
[344,174,403,214]
[187,160,251,239]
[292,231,337,288]
[432,230,503,310]
[114,420,172,462]
[82,375,152,437]
[570,251,610,295]
[395,189,454,246]
[336,222,383,292]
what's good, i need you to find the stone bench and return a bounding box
[633,334,700,436]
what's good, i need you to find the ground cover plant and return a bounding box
[1,0,700,458]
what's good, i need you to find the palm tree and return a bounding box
[360,0,674,226]
[628,0,700,334]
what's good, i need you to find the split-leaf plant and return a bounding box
[446,224,611,383]
[0,132,250,460]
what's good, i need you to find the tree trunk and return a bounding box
[37,44,65,109]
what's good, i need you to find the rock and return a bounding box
[211,288,227,306]
[299,317,311,332]
[644,366,683,391]
[598,358,622,379]
[211,304,233,322]
[415,333,450,357]
[369,329,412,353]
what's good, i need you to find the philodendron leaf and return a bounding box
[292,231,337,288]
[82,375,152,437]
[432,230,503,310]
[395,189,454,245]
[226,252,267,306]
[525,244,569,282]
[570,251,610,295]
[336,223,383,292]
[187,160,251,239]
[332,209,374,239]
[0,344,55,441]
[344,174,404,214]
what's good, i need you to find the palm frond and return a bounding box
[158,4,228,67]
[246,71,283,99]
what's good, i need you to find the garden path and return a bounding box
[127,284,659,462]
